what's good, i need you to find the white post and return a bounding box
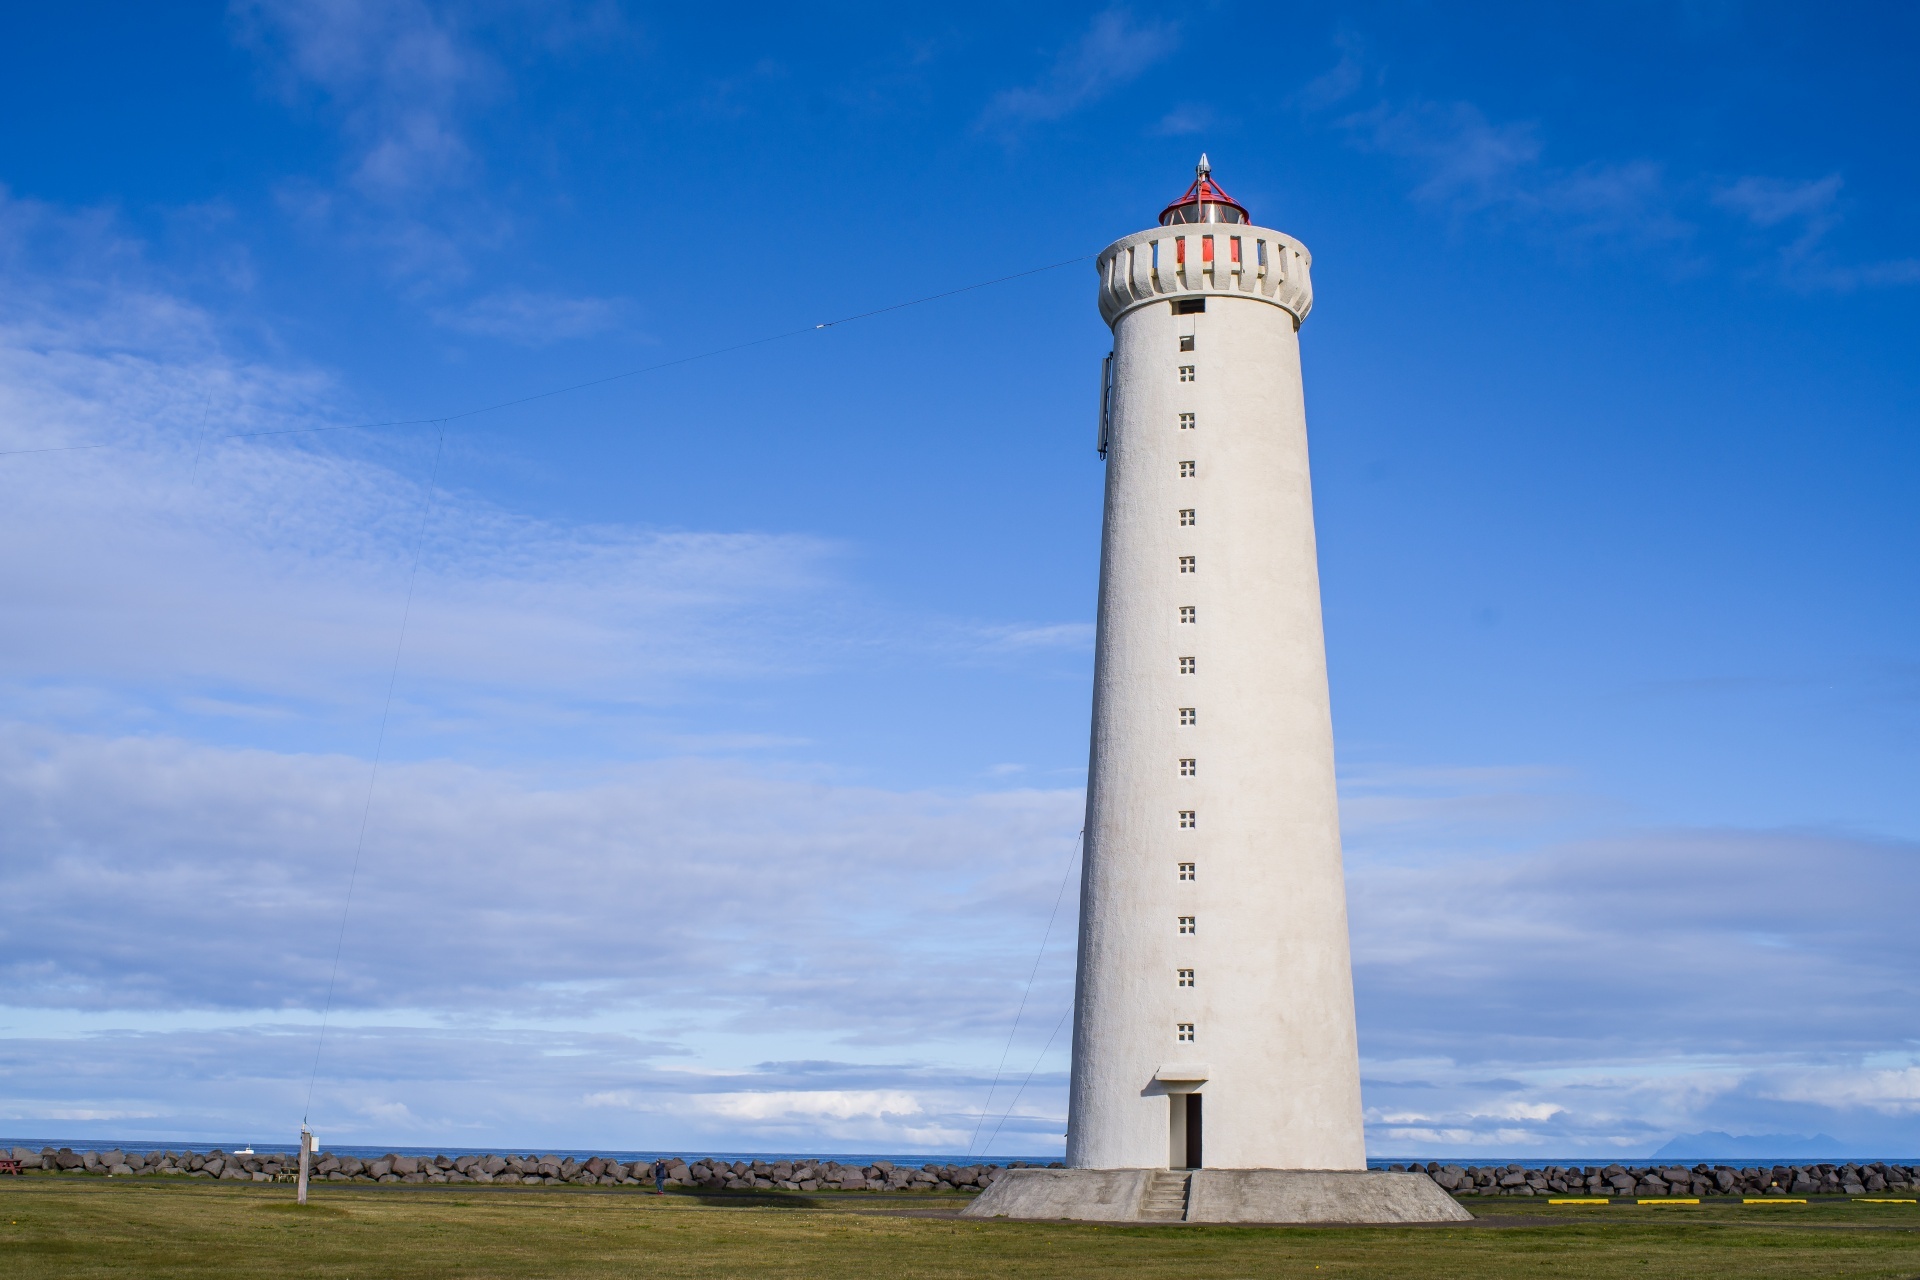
[297,1128,314,1204]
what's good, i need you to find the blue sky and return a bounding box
[0,1,1916,1159]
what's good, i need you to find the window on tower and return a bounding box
[1178,968,1195,987]
[1179,657,1195,674]
[1179,606,1196,623]
[1179,413,1195,430]
[1180,508,1195,525]
[1179,707,1197,726]
[1179,460,1195,477]
[1179,366,1196,382]
[1179,335,1195,352]
[1179,810,1196,829]
[1178,1022,1195,1042]
[1179,556,1195,573]
[1180,758,1196,777]
[1178,917,1196,934]
[1172,297,1206,315]
[1178,862,1195,880]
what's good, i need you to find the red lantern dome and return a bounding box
[1159,154,1250,226]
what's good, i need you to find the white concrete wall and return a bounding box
[1066,222,1366,1172]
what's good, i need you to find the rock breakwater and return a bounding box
[1399,1160,1918,1197]
[10,1148,1911,1198]
[5,1146,1044,1192]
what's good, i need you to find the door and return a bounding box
[1185,1093,1204,1169]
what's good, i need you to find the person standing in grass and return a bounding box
[652,1159,668,1196]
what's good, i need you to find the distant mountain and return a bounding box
[1654,1131,1846,1160]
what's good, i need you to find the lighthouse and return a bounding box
[1067,154,1364,1173]
[967,158,1466,1223]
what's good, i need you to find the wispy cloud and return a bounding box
[1335,97,1689,247]
[430,288,628,344]
[1302,48,1916,291]
[1346,799,1920,1156]
[234,0,489,199]
[979,8,1177,132]
[1713,174,1920,290]
[1715,174,1844,233]
[1148,104,1215,137]
[0,200,1086,1152]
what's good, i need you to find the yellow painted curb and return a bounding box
[1743,1198,1806,1204]
[1548,1198,1610,1204]
[1637,1198,1699,1205]
[1857,1199,1917,1204]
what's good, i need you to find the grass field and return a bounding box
[4,1178,1920,1278]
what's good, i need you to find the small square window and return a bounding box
[1172,297,1206,315]
[1179,460,1196,477]
[1179,707,1196,725]
[1178,413,1195,430]
[1178,862,1195,880]
[1179,556,1195,573]
[1177,1022,1195,1042]
[1180,758,1196,777]
[1178,335,1195,352]
[1179,365,1196,382]
[1180,508,1195,525]
[1179,606,1196,623]
[1178,916,1196,934]
[1179,656,1195,674]
[1179,810,1196,829]
[1177,968,1195,987]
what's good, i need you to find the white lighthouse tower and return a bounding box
[968,159,1466,1224]
[1069,158,1364,1174]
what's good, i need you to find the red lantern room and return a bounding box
[1159,154,1250,226]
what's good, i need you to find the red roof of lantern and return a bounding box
[1159,154,1250,226]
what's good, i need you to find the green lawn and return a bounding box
[4,1177,1919,1278]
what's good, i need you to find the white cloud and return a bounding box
[980,9,1177,131]
[684,1089,925,1121]
[0,724,1082,1023]
[234,0,489,198]
[1335,98,1689,247]
[1149,104,1215,137]
[431,289,628,344]
[1715,174,1843,231]
[1712,174,1920,291]
[1301,52,1914,290]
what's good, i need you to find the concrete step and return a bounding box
[1139,1170,1191,1221]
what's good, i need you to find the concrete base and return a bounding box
[962,1168,1473,1225]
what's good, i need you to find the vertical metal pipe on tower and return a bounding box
[1066,159,1366,1172]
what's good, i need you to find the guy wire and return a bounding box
[966,829,1082,1159]
[301,425,448,1126]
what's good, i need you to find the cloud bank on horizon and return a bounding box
[1,2,1915,1157]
